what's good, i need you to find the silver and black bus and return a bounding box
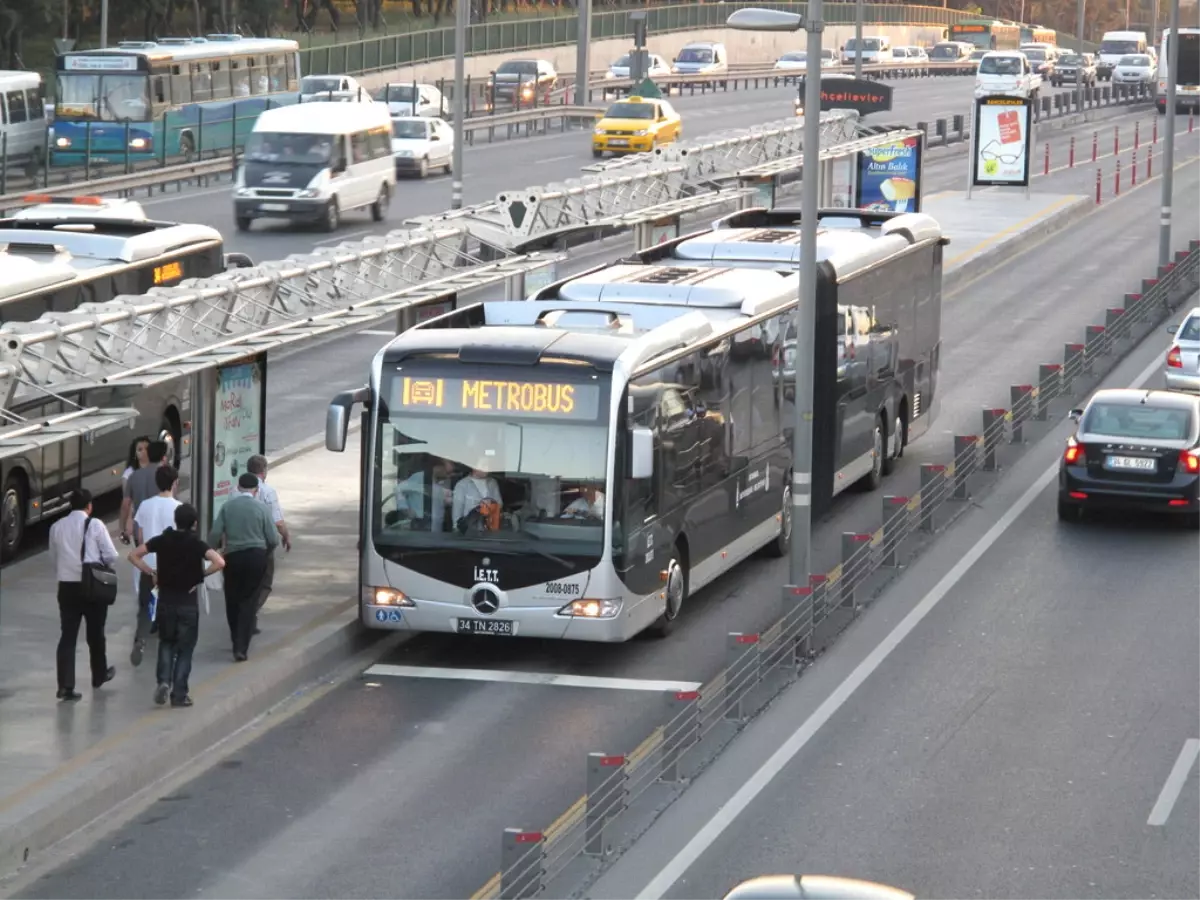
[327,267,800,641]
[538,207,947,517]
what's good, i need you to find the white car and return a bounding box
[895,46,930,64]
[391,116,454,178]
[300,74,369,102]
[605,52,671,80]
[374,83,448,118]
[1165,307,1200,393]
[774,49,838,71]
[1112,53,1155,86]
[974,50,1042,99]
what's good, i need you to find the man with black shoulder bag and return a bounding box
[48,490,120,701]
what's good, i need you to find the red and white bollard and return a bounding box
[1132,148,1138,186]
[1095,167,1102,204]
[1134,121,1140,149]
[1114,159,1121,196]
[1044,142,1051,175]
[1092,130,1099,162]
[1147,145,1153,179]
[1153,116,1159,144]
[1069,135,1076,168]
[1114,125,1120,156]
[1190,112,1195,134]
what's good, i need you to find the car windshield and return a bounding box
[1083,402,1194,440]
[1023,49,1047,61]
[243,131,335,164]
[372,371,609,561]
[1100,39,1141,55]
[1119,55,1151,66]
[970,50,988,60]
[979,56,1022,74]
[930,44,960,59]
[1059,54,1084,65]
[846,38,883,50]
[56,72,150,122]
[1179,316,1200,342]
[392,119,428,139]
[301,76,342,94]
[605,102,655,119]
[497,61,538,76]
[611,54,630,67]
[780,52,806,62]
[375,84,416,102]
[677,47,713,63]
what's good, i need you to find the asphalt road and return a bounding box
[15,136,1197,899]
[588,321,1200,900]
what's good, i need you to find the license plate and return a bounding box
[608,139,629,146]
[457,618,514,636]
[260,203,288,212]
[1105,455,1156,471]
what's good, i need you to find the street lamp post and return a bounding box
[727,6,823,586]
[854,0,863,79]
[1075,0,1086,120]
[451,0,467,209]
[1159,0,1180,266]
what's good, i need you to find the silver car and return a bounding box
[1166,307,1200,392]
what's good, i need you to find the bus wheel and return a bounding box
[762,481,792,558]
[649,552,688,638]
[859,418,885,493]
[1,472,27,562]
[882,412,904,476]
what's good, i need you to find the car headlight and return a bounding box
[55,136,71,148]
[394,149,413,157]
[559,598,622,618]
[365,586,415,607]
[297,189,320,198]
[236,188,252,197]
[632,129,649,136]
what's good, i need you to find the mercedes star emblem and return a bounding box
[472,589,499,614]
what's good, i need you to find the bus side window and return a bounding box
[231,58,250,97]
[171,65,191,104]
[27,85,45,120]
[191,63,212,102]
[6,90,26,124]
[209,61,231,100]
[152,75,167,106]
[285,57,300,92]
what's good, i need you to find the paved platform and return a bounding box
[0,188,1090,879]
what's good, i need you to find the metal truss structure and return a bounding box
[0,227,559,413]
[733,127,925,180]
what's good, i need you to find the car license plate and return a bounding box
[457,618,514,636]
[609,139,628,146]
[260,203,288,212]
[1105,455,1156,472]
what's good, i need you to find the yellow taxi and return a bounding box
[591,96,682,158]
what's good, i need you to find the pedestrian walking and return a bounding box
[48,491,118,701]
[245,455,291,636]
[129,465,181,667]
[208,473,280,662]
[129,504,225,708]
[124,439,168,658]
[118,435,151,600]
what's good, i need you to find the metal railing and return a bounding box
[298,2,981,77]
[471,238,1200,900]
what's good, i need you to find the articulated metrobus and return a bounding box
[52,35,301,166]
[0,196,252,559]
[326,208,945,642]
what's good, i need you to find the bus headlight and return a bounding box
[55,136,72,148]
[129,137,149,149]
[560,598,622,618]
[364,586,414,607]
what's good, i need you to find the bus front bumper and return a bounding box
[235,197,329,225]
[362,598,634,642]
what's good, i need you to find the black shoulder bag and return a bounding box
[81,516,119,605]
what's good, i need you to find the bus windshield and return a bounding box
[56,73,150,121]
[373,371,609,561]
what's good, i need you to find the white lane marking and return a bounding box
[364,664,701,693]
[313,228,370,245]
[358,329,395,336]
[1148,738,1200,826]
[633,350,1166,900]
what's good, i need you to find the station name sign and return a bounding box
[816,78,894,116]
[396,376,601,420]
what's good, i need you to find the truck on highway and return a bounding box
[1156,27,1200,114]
[325,208,945,641]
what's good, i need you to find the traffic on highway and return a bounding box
[0,13,1198,900]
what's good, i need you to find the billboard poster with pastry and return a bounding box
[855,136,921,213]
[972,96,1032,187]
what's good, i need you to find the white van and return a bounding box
[234,102,396,232]
[841,36,893,66]
[1096,31,1148,80]
[0,71,48,173]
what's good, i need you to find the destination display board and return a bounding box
[393,376,602,420]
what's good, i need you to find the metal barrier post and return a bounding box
[981,408,1004,472]
[584,753,626,857]
[724,633,760,722]
[1125,291,1144,324]
[191,367,218,531]
[1105,307,1126,343]
[782,584,814,663]
[660,690,699,783]
[840,533,870,606]
[500,829,544,900]
[1084,324,1106,373]
[918,464,944,533]
[880,495,907,568]
[1063,343,1083,393]
[1036,363,1060,419]
[952,436,975,501]
[1010,384,1032,443]
[809,573,829,628]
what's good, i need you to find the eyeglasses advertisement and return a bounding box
[972,96,1032,187]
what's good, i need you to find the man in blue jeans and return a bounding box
[129,504,225,708]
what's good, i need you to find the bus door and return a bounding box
[836,307,875,487]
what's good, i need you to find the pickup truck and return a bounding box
[1050,52,1098,88]
[974,50,1043,100]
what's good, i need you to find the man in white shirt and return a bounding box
[129,465,180,667]
[246,455,291,633]
[452,461,503,533]
[48,490,119,701]
[395,457,453,532]
[561,487,606,519]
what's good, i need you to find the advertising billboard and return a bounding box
[972,96,1033,187]
[855,136,923,212]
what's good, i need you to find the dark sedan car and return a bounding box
[1058,388,1200,526]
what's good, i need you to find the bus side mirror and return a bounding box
[327,386,371,452]
[630,426,654,479]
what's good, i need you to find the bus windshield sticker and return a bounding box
[393,376,601,420]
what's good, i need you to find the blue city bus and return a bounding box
[51,35,301,166]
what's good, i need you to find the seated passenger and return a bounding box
[394,457,453,531]
[561,486,605,519]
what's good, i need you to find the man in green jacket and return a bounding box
[209,473,280,661]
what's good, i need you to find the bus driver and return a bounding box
[453,453,503,534]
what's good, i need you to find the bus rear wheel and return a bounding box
[648,551,688,638]
[1,472,27,563]
[762,481,791,558]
